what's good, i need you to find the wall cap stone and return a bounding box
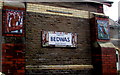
[26,65,93,70]
[4,2,25,8]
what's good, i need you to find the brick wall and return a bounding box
[101,48,117,75]
[0,2,3,72]
[0,2,105,74]
[91,43,102,75]
[91,44,117,75]
[37,2,103,13]
[26,12,91,65]
[2,44,25,74]
[1,2,26,74]
[90,14,118,75]
[26,3,92,74]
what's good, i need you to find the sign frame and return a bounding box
[42,31,77,48]
[96,17,110,41]
[2,6,25,37]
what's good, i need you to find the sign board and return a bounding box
[2,6,25,36]
[42,31,77,47]
[96,17,110,40]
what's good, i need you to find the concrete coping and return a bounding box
[98,42,116,48]
[90,12,108,18]
[90,12,106,16]
[26,65,93,70]
[0,72,5,75]
[115,47,120,52]
[3,2,25,8]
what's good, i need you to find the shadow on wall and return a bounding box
[118,71,120,75]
